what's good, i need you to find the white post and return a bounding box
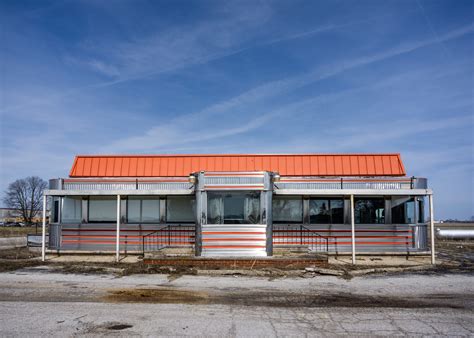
[429,194,435,265]
[41,195,47,262]
[116,195,121,262]
[350,194,356,264]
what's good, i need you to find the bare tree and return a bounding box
[3,176,47,225]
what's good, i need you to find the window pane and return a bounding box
[62,197,82,223]
[392,197,415,224]
[89,197,116,222]
[273,197,303,223]
[243,193,260,224]
[207,192,260,224]
[310,199,330,224]
[167,196,195,222]
[418,199,425,223]
[53,199,59,223]
[127,198,141,223]
[330,199,344,224]
[207,193,223,224]
[224,194,245,223]
[355,198,385,224]
[142,199,160,222]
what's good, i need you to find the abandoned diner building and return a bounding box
[42,154,436,264]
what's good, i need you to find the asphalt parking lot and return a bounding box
[0,239,472,336]
[0,266,473,336]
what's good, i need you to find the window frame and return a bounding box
[126,196,160,224]
[207,191,261,225]
[309,198,344,225]
[272,196,303,224]
[166,195,195,224]
[88,196,117,223]
[354,197,385,224]
[61,196,83,224]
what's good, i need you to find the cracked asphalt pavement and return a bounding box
[0,267,473,336]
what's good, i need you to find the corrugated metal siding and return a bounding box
[69,154,406,177]
[60,223,159,251]
[59,223,195,252]
[201,224,267,257]
[274,178,412,190]
[273,224,427,253]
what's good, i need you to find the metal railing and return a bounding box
[142,224,195,254]
[272,224,329,252]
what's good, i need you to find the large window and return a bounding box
[310,198,344,224]
[62,197,82,223]
[88,197,116,222]
[208,192,260,224]
[392,197,415,224]
[355,198,385,224]
[167,196,195,223]
[273,196,303,223]
[127,197,160,223]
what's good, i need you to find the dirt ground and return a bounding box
[0,240,473,278]
[0,226,44,237]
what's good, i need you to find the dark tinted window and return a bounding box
[418,199,425,223]
[355,198,385,224]
[167,196,195,223]
[392,197,415,224]
[272,197,303,223]
[310,199,344,224]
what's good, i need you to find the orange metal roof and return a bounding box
[69,154,406,177]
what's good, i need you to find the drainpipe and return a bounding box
[41,195,47,262]
[429,193,435,265]
[116,194,121,262]
[350,194,356,264]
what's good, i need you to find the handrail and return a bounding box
[142,224,195,255]
[301,225,329,252]
[272,224,330,253]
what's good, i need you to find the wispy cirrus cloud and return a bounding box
[98,22,474,154]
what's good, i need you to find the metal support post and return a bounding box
[429,194,435,264]
[116,195,121,262]
[41,195,47,262]
[350,194,356,264]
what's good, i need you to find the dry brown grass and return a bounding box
[0,226,45,237]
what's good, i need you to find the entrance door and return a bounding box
[201,191,267,257]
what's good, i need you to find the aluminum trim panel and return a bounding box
[202,224,267,257]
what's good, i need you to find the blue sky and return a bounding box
[0,0,473,219]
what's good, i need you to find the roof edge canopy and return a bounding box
[69,153,406,178]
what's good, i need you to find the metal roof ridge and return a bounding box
[72,153,402,157]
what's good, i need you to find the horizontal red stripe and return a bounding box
[202,231,266,235]
[63,235,194,239]
[273,235,412,239]
[202,238,263,242]
[204,185,264,189]
[203,245,265,249]
[62,228,194,232]
[63,240,194,245]
[273,241,411,245]
[273,229,412,233]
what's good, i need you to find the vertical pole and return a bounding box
[116,195,121,262]
[41,195,47,262]
[350,194,356,264]
[429,194,435,265]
